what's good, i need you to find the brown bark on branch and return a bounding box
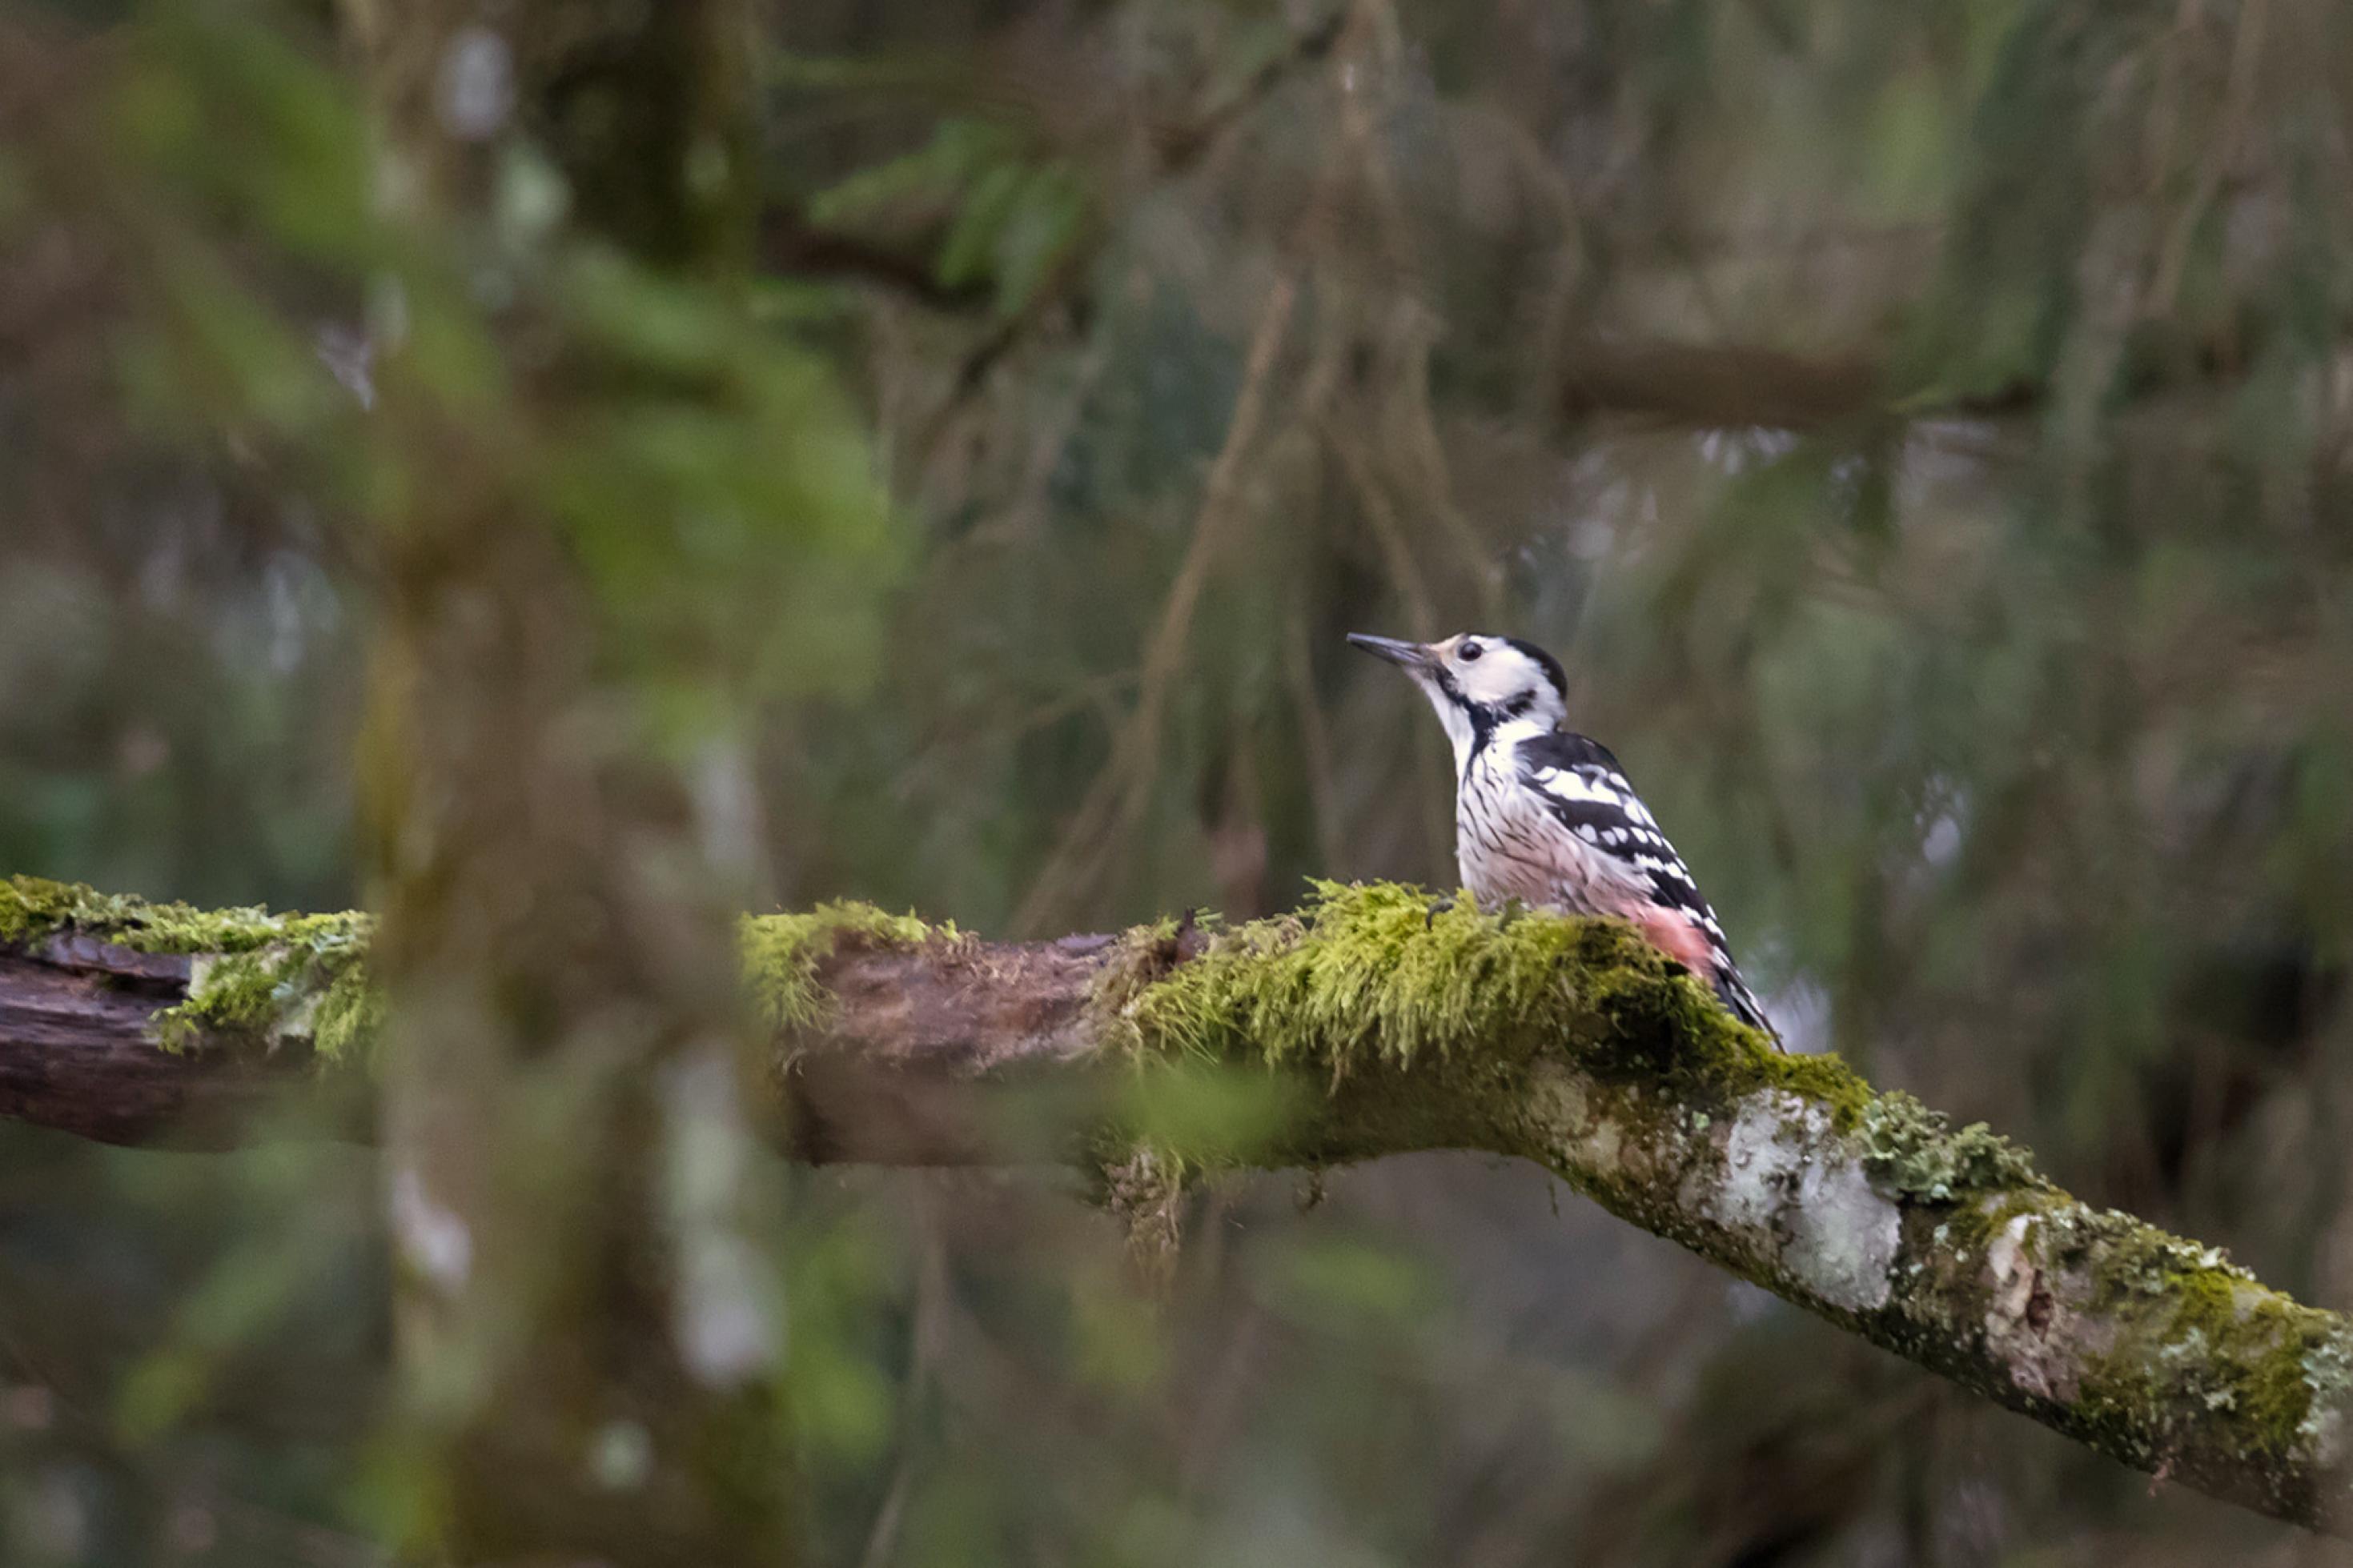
[0,946,290,1149]
[2,881,2350,1536]
[1552,335,2040,430]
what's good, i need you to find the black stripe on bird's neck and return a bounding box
[1464,703,1496,775]
[1463,694,1535,756]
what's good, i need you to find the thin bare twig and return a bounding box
[1007,16,1374,933]
[2148,0,2268,316]
[1006,253,1304,932]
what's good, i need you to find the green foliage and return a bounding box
[1114,1059,1302,1163]
[1259,1234,1437,1340]
[68,4,909,768]
[809,118,1091,315]
[102,5,387,468]
[538,248,908,716]
[112,4,376,265]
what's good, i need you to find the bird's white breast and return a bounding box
[1455,740,1637,915]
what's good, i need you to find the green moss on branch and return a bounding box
[738,901,942,1030]
[1,874,364,956]
[5,872,2352,1524]
[3,876,378,1061]
[1123,880,1717,1071]
[5,877,959,1061]
[1117,881,1852,1110]
[1962,1197,2353,1511]
[1103,882,2353,1523]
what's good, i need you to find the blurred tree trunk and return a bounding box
[342,3,789,1562]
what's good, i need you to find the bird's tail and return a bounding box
[1713,964,1781,1049]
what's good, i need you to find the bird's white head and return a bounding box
[1347,632,1568,768]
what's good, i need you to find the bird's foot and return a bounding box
[1423,893,1458,930]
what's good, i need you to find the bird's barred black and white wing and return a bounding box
[1515,732,1777,1041]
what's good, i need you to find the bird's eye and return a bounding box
[1458,641,1483,662]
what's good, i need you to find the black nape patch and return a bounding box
[1503,637,1568,700]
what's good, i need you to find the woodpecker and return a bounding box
[1347,631,1777,1041]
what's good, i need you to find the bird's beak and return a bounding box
[1347,632,1435,670]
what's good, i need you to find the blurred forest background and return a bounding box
[7,0,2353,1562]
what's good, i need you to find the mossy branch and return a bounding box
[1,873,2348,1531]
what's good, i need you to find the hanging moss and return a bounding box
[1095,1143,1190,1290]
[308,946,388,1061]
